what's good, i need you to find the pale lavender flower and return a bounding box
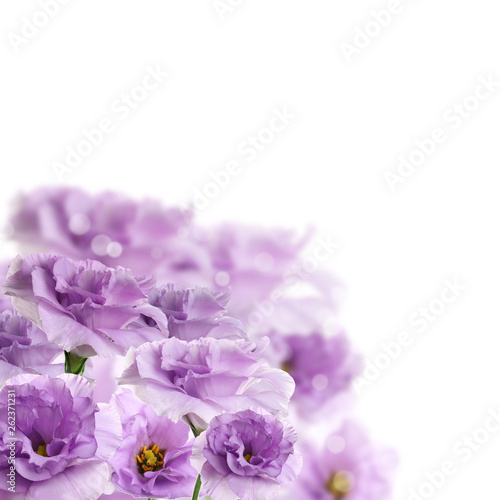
[118,337,294,431]
[263,331,361,419]
[2,254,164,357]
[282,422,397,500]
[246,292,343,337]
[108,389,197,499]
[0,373,121,500]
[98,492,147,500]
[141,284,246,341]
[191,409,302,500]
[9,188,195,278]
[197,223,311,319]
[0,308,62,386]
[99,492,146,500]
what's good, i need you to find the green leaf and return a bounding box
[64,351,88,375]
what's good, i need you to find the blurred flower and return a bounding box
[0,308,62,386]
[191,409,302,500]
[108,388,197,499]
[118,337,294,431]
[2,254,164,357]
[263,331,361,419]
[282,421,396,500]
[0,373,121,500]
[195,223,311,318]
[141,283,246,341]
[9,187,200,278]
[98,492,146,500]
[247,292,343,338]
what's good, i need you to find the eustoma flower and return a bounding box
[283,421,396,500]
[118,337,294,431]
[142,283,246,341]
[0,373,121,500]
[191,409,302,500]
[198,223,311,319]
[1,188,398,500]
[2,254,164,358]
[107,388,197,498]
[263,331,361,418]
[0,308,62,386]
[9,187,195,278]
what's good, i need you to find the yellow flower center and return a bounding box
[244,453,252,463]
[327,471,354,499]
[135,443,165,474]
[35,444,49,457]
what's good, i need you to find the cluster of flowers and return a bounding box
[0,187,396,500]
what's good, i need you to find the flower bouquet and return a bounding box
[0,188,396,500]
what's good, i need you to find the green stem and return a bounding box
[64,351,88,375]
[186,416,201,437]
[192,474,202,500]
[188,419,203,500]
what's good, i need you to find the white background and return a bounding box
[1,1,500,499]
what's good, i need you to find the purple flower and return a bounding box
[246,293,342,336]
[263,331,361,419]
[108,388,197,499]
[283,422,396,500]
[98,492,145,500]
[118,337,295,430]
[142,284,246,341]
[0,308,62,386]
[98,492,147,500]
[9,188,194,278]
[0,373,122,500]
[198,223,311,319]
[191,409,302,500]
[2,254,165,357]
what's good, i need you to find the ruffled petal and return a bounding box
[95,403,122,460]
